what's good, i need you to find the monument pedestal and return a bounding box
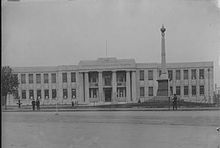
[157,79,169,96]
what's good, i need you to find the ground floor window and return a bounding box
[184,86,188,96]
[63,89,68,99]
[52,89,57,99]
[89,88,98,98]
[140,87,145,97]
[176,86,180,96]
[117,87,126,97]
[29,90,34,99]
[148,87,153,96]
[192,86,196,96]
[200,85,204,95]
[37,90,41,99]
[44,89,49,99]
[22,90,26,99]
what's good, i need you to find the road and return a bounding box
[2,111,220,148]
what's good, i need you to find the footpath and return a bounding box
[2,104,220,112]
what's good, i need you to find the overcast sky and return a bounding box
[2,0,220,86]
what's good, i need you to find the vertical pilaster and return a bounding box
[126,71,131,102]
[131,71,137,102]
[98,71,103,102]
[188,69,192,99]
[85,72,89,103]
[196,68,200,102]
[112,71,117,102]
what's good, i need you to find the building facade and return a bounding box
[7,57,214,105]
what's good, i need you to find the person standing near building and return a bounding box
[173,94,178,110]
[36,99,40,110]
[31,99,35,111]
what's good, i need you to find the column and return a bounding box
[78,72,84,103]
[98,71,103,102]
[126,71,131,102]
[84,72,89,103]
[180,69,184,98]
[132,71,137,102]
[188,69,192,99]
[112,71,117,102]
[173,70,176,94]
[204,68,209,101]
[67,72,71,102]
[196,68,200,102]
[76,72,81,103]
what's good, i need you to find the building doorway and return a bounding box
[104,88,112,102]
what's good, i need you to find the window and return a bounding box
[140,70,144,81]
[72,89,76,98]
[159,70,162,77]
[62,73,67,83]
[176,86,180,95]
[22,90,26,99]
[89,88,98,98]
[52,89,57,99]
[44,89,49,99]
[29,90,34,99]
[29,74,33,84]
[148,87,153,96]
[63,89,68,99]
[36,74,41,84]
[44,73,49,83]
[176,70,181,80]
[37,90,41,99]
[140,87,145,97]
[184,70,188,80]
[117,72,126,83]
[21,74,26,84]
[51,73,56,83]
[192,86,196,96]
[148,70,153,80]
[71,72,76,82]
[199,69,204,79]
[200,85,204,95]
[184,86,188,96]
[168,70,173,80]
[170,86,173,95]
[191,69,196,80]
[117,87,126,97]
[13,90,19,99]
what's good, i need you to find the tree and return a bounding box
[1,66,19,109]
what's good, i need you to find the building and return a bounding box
[7,57,214,105]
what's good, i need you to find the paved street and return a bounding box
[2,111,220,148]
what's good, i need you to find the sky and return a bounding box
[2,0,220,86]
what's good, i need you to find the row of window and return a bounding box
[19,72,76,84]
[20,89,76,99]
[139,69,206,81]
[139,85,205,97]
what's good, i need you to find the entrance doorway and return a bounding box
[104,88,112,102]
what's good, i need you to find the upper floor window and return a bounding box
[176,70,181,80]
[51,73,56,83]
[199,69,204,79]
[168,70,173,80]
[148,70,153,80]
[191,69,197,80]
[29,74,33,84]
[36,74,41,84]
[139,70,144,81]
[184,70,188,80]
[44,73,49,83]
[71,72,76,82]
[21,74,26,84]
[62,73,67,83]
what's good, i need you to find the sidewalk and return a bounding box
[2,106,220,112]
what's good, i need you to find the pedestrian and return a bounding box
[17,97,22,108]
[173,94,178,110]
[36,99,40,110]
[31,99,36,111]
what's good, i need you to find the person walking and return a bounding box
[31,99,36,111]
[173,94,178,110]
[36,99,40,110]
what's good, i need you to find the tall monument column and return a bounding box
[157,25,169,96]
